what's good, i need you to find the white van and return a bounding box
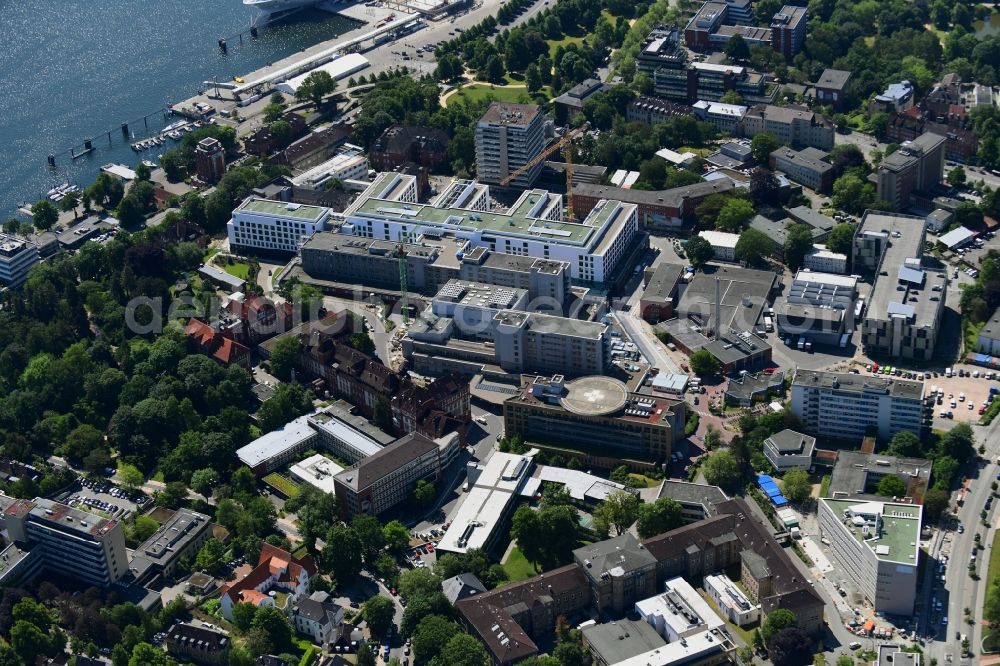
[946,367,954,377]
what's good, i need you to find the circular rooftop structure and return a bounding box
[559,376,629,417]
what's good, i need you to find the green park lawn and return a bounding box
[547,35,585,59]
[502,546,539,582]
[454,84,533,104]
[222,261,251,281]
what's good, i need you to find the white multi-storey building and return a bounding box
[790,369,927,442]
[0,235,40,288]
[228,198,332,254]
[803,244,848,274]
[475,103,546,188]
[344,173,640,283]
[763,429,815,472]
[818,499,920,615]
[704,574,760,625]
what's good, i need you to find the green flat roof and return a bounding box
[352,191,629,247]
[241,198,326,221]
[823,498,921,564]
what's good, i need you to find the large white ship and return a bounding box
[244,0,322,20]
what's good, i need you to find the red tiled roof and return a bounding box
[213,337,249,365]
[185,319,216,347]
[221,543,317,607]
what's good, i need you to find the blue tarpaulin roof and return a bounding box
[771,495,788,507]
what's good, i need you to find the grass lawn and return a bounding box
[453,84,532,104]
[222,261,251,281]
[263,472,301,498]
[503,546,540,582]
[203,247,220,262]
[547,35,585,59]
[628,473,662,488]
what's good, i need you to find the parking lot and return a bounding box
[404,524,447,570]
[64,478,148,518]
[928,367,998,423]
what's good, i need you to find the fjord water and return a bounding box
[0,0,356,215]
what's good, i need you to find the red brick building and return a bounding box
[185,319,251,369]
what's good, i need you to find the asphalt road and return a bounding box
[925,413,1000,665]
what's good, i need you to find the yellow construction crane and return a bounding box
[499,123,590,222]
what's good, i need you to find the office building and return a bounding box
[769,147,834,192]
[456,564,591,665]
[475,103,546,188]
[289,147,369,189]
[129,509,213,583]
[977,308,1000,355]
[299,232,572,304]
[698,231,740,262]
[709,24,773,50]
[220,544,317,621]
[638,576,725,641]
[774,270,856,345]
[573,179,735,230]
[818,499,921,614]
[228,197,331,254]
[289,592,345,646]
[876,133,946,209]
[236,402,395,475]
[165,623,230,666]
[741,105,835,151]
[790,369,929,442]
[723,370,785,407]
[925,207,954,233]
[855,212,946,360]
[438,451,534,556]
[333,432,460,517]
[827,451,932,503]
[503,375,685,467]
[642,498,825,634]
[662,263,776,372]
[770,6,808,58]
[869,81,915,115]
[853,211,922,272]
[344,174,640,284]
[576,533,658,615]
[786,206,835,239]
[626,97,694,125]
[748,215,827,261]
[442,573,488,605]
[814,69,852,109]
[370,125,451,172]
[655,481,728,523]
[804,245,848,274]
[641,262,685,323]
[195,137,225,184]
[692,100,748,133]
[427,280,529,341]
[763,429,815,472]
[684,1,729,49]
[582,619,672,666]
[704,573,760,625]
[553,79,611,121]
[636,28,777,105]
[1,497,129,588]
[456,497,819,665]
[405,305,608,378]
[0,235,40,289]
